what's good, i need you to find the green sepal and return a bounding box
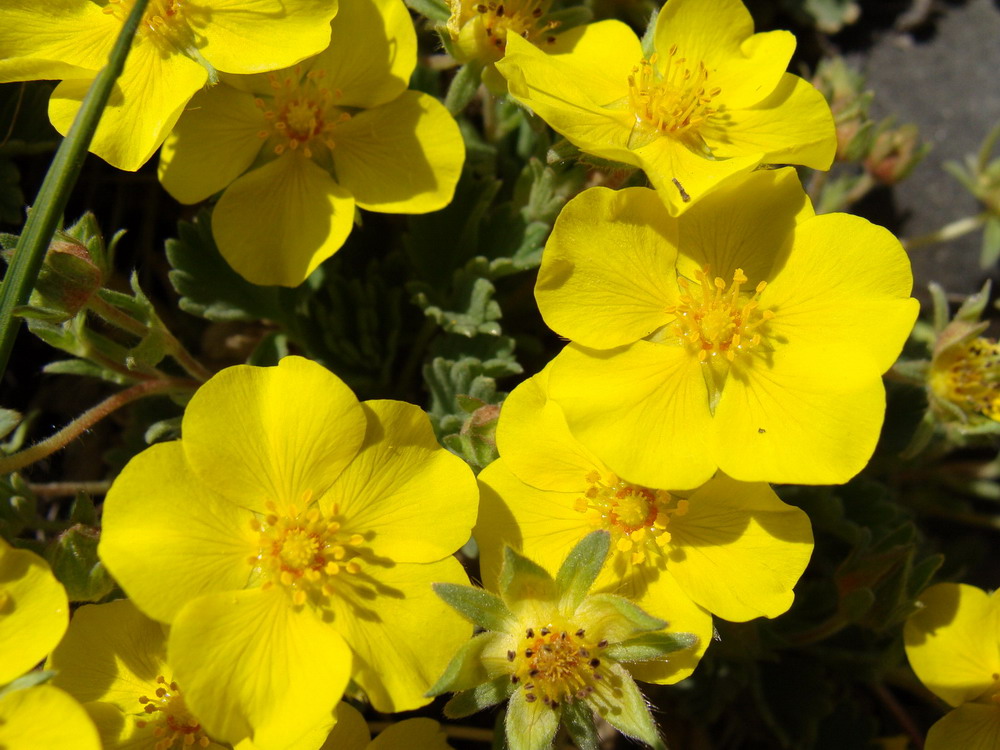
[505,688,561,750]
[639,7,659,58]
[0,408,21,441]
[561,701,599,750]
[591,663,662,750]
[576,594,667,644]
[405,0,450,23]
[555,531,609,612]
[0,669,56,699]
[604,631,699,663]
[499,545,556,607]
[427,631,503,696]
[445,63,483,116]
[544,6,593,33]
[444,676,516,719]
[433,582,514,631]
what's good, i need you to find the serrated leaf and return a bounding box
[555,531,609,611]
[434,582,514,631]
[604,631,699,663]
[444,677,515,719]
[428,631,503,695]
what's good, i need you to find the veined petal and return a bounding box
[48,40,207,171]
[308,0,416,108]
[665,475,813,621]
[99,442,259,623]
[476,459,593,591]
[158,84,266,204]
[368,719,451,750]
[904,583,1000,707]
[713,345,886,485]
[676,167,813,286]
[0,685,100,750]
[0,0,112,82]
[328,557,472,713]
[495,371,605,492]
[549,342,716,491]
[182,356,366,514]
[535,186,680,348]
[321,400,478,563]
[170,588,351,750]
[212,153,356,287]
[197,0,338,73]
[925,705,1000,750]
[761,212,919,374]
[319,703,371,750]
[505,686,561,750]
[543,20,644,106]
[334,91,463,214]
[0,541,68,685]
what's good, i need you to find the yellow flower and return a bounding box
[535,168,918,489]
[0,684,101,750]
[99,357,479,750]
[475,367,814,683]
[495,0,835,215]
[0,538,69,686]
[320,704,452,750]
[0,0,339,171]
[904,583,1000,750]
[158,0,465,287]
[929,330,1000,423]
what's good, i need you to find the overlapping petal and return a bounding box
[0,685,100,749]
[0,0,111,82]
[926,704,1000,750]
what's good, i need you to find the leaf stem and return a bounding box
[28,480,112,498]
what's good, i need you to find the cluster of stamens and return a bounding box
[627,45,722,137]
[255,68,350,160]
[103,0,186,39]
[471,0,559,53]
[667,266,773,363]
[932,337,1000,420]
[574,471,687,565]
[508,626,608,707]
[248,493,365,607]
[134,675,210,750]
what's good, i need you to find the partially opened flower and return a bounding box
[158,0,465,287]
[0,537,69,686]
[475,367,813,683]
[535,168,918,489]
[430,532,697,750]
[904,583,1000,750]
[99,356,478,750]
[495,0,835,214]
[0,0,339,171]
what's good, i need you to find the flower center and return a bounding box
[931,337,1000,421]
[248,494,366,607]
[134,675,211,750]
[448,0,559,58]
[627,46,722,141]
[255,68,351,160]
[103,0,188,41]
[667,266,773,363]
[508,626,607,708]
[574,472,688,565]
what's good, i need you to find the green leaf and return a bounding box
[0,669,56,699]
[144,416,182,445]
[555,531,609,611]
[0,408,22,441]
[590,663,661,749]
[433,582,514,631]
[498,545,556,607]
[561,701,598,750]
[444,677,515,719]
[980,215,1000,269]
[446,63,483,116]
[505,688,561,750]
[427,631,503,695]
[405,0,450,22]
[604,631,699,663]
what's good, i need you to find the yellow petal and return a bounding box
[182,357,366,514]
[0,540,68,685]
[99,442,258,624]
[328,557,472,713]
[713,344,886,485]
[549,342,716,490]
[761,212,919,374]
[665,475,813,621]
[334,91,464,213]
[0,0,112,82]
[535,186,680,348]
[48,599,167,710]
[542,20,645,107]
[170,588,351,750]
[319,703,371,750]
[369,719,451,750]
[904,583,1000,707]
[0,685,100,750]
[212,153,356,286]
[48,39,207,171]
[196,0,338,73]
[158,84,266,204]
[322,400,478,563]
[308,0,416,109]
[925,705,1000,750]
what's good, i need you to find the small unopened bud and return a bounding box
[865,123,929,185]
[46,524,115,602]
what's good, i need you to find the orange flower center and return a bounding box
[248,493,367,607]
[575,471,688,565]
[667,266,773,364]
[627,46,723,141]
[134,675,211,750]
[255,68,352,160]
[931,337,1000,421]
[508,626,607,708]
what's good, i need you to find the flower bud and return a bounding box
[865,122,929,185]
